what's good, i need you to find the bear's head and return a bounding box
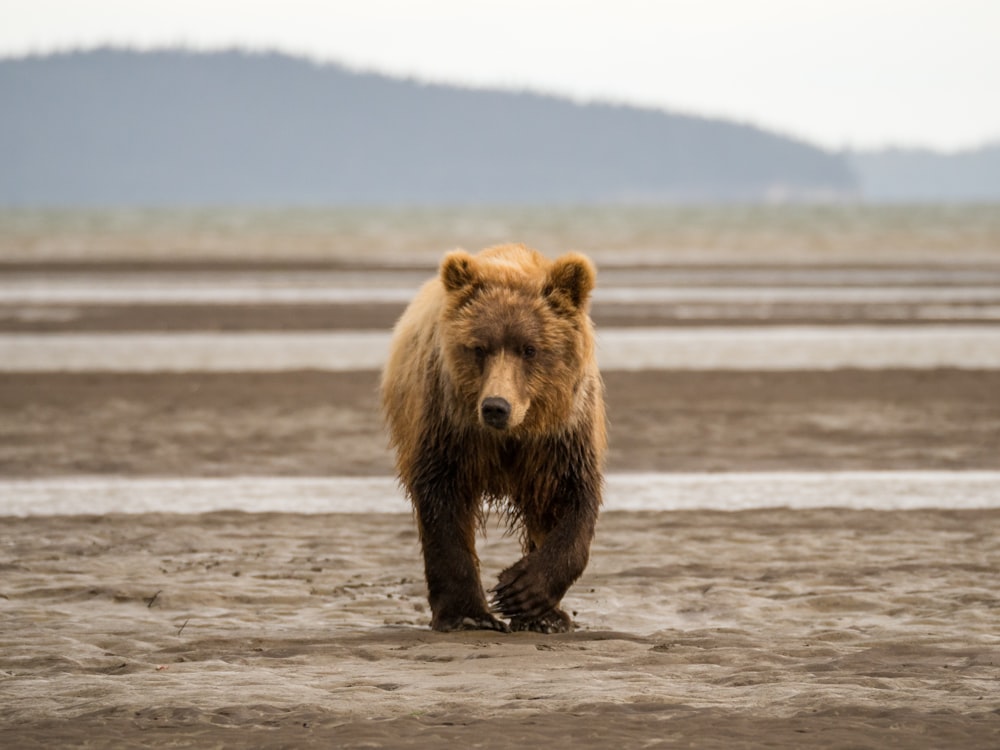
[439,244,597,435]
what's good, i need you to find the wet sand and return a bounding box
[6,300,1000,332]
[3,369,1000,476]
[3,365,1000,747]
[3,256,1000,746]
[2,509,999,747]
[4,258,1000,332]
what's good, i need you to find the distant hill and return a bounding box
[849,144,1000,202]
[1,48,859,206]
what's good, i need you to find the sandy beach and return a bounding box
[3,369,1000,476]
[2,509,999,747]
[2,245,1000,746]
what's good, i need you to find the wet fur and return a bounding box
[381,244,606,633]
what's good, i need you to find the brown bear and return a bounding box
[381,243,606,633]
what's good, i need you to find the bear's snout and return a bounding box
[480,397,512,430]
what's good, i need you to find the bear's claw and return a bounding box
[489,559,560,620]
[509,609,574,634]
[431,612,511,633]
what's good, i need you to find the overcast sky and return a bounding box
[3,1,998,151]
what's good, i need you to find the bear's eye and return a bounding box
[522,344,537,360]
[473,345,487,360]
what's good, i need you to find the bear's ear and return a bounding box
[440,250,478,293]
[544,253,596,313]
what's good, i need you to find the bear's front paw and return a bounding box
[490,557,561,620]
[431,611,511,633]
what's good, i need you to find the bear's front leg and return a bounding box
[491,515,598,633]
[413,491,509,633]
[489,535,589,633]
[490,452,601,633]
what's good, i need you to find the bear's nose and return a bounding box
[481,397,511,429]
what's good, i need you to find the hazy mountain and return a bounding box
[849,144,1000,202]
[3,48,859,205]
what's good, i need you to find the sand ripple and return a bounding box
[2,510,998,746]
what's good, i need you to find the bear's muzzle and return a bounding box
[480,397,512,430]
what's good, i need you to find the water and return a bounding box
[4,276,1000,305]
[4,326,1000,371]
[3,205,999,263]
[3,473,999,516]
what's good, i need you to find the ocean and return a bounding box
[3,204,1000,264]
